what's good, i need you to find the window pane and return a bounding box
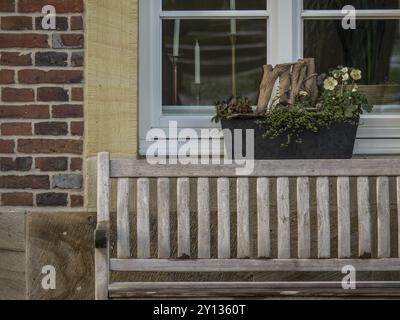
[304,0,400,10]
[163,0,266,11]
[162,19,267,107]
[304,19,400,112]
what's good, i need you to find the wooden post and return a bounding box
[95,152,110,300]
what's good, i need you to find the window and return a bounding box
[139,0,400,155]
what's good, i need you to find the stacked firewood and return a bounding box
[257,58,318,114]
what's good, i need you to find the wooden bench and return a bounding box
[95,152,400,299]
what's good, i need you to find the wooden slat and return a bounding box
[317,177,331,258]
[217,178,231,259]
[111,159,400,178]
[237,178,250,258]
[357,177,372,257]
[297,177,311,259]
[117,178,131,258]
[337,177,351,258]
[177,178,191,258]
[257,178,270,258]
[110,258,400,272]
[197,178,210,259]
[398,177,400,258]
[377,177,391,258]
[277,177,290,259]
[96,152,110,300]
[157,178,170,259]
[137,178,150,259]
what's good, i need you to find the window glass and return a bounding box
[163,0,267,11]
[162,19,267,106]
[304,19,400,113]
[304,0,400,10]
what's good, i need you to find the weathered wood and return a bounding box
[111,159,400,178]
[237,178,250,258]
[289,60,307,104]
[96,152,110,300]
[303,58,318,103]
[110,258,400,272]
[117,179,131,258]
[277,177,290,259]
[27,212,96,300]
[177,178,190,258]
[377,177,391,258]
[337,177,351,258]
[317,177,331,258]
[257,178,270,258]
[217,178,231,259]
[137,178,150,259]
[157,178,170,259]
[398,177,400,258]
[0,211,26,300]
[197,178,210,259]
[357,177,372,257]
[297,177,311,259]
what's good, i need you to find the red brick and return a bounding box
[53,33,83,48]
[71,87,83,101]
[0,175,49,189]
[0,52,32,66]
[52,105,82,118]
[37,87,68,101]
[2,192,33,206]
[18,69,83,84]
[70,158,82,171]
[0,105,49,119]
[1,16,32,30]
[18,0,83,13]
[0,34,48,48]
[1,122,32,135]
[34,122,68,136]
[0,139,14,153]
[70,194,83,207]
[35,157,68,171]
[0,0,15,12]
[0,69,14,84]
[71,121,83,136]
[0,157,32,171]
[18,139,83,154]
[2,87,34,102]
[71,16,83,30]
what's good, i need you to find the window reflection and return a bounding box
[163,0,267,11]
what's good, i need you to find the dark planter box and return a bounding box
[221,118,359,160]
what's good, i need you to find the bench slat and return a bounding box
[110,258,400,272]
[110,159,400,178]
[277,177,291,259]
[257,178,270,258]
[157,178,170,259]
[237,178,250,258]
[117,179,131,258]
[357,177,372,258]
[337,177,351,258]
[297,177,311,259]
[377,177,391,258]
[398,177,400,258]
[218,178,231,259]
[177,178,191,258]
[317,177,331,258]
[137,178,151,258]
[197,178,211,259]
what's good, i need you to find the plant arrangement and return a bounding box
[213,60,373,147]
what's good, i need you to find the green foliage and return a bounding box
[213,66,374,147]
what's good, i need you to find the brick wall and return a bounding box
[0,0,84,209]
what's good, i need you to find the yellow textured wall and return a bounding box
[84,0,138,210]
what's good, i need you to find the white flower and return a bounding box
[324,77,338,91]
[352,85,358,92]
[341,67,349,73]
[299,90,309,97]
[342,73,349,81]
[351,69,362,81]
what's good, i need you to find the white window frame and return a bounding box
[139,0,400,155]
